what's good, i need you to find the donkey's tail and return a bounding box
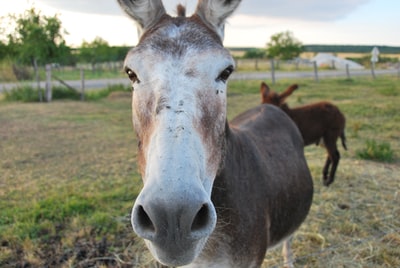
[341,130,347,150]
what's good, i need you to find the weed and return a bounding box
[351,121,362,138]
[378,85,398,96]
[357,139,394,162]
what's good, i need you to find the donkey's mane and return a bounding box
[177,4,186,17]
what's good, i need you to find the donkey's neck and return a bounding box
[200,105,313,267]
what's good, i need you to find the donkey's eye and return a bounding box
[125,68,140,83]
[217,65,234,83]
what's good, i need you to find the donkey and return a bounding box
[118,0,313,267]
[260,82,347,186]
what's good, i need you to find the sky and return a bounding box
[1,0,400,48]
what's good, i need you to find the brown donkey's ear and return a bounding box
[279,84,299,101]
[260,82,270,103]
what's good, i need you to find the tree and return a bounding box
[2,7,71,65]
[79,37,112,68]
[0,39,7,60]
[243,48,266,59]
[266,31,303,60]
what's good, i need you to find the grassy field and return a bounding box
[0,76,399,267]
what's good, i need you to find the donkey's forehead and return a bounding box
[134,15,225,56]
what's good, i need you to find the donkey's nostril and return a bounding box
[191,204,211,232]
[136,205,155,233]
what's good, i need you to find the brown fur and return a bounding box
[260,82,347,186]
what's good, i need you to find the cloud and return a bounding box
[37,0,122,16]
[38,0,371,21]
[236,0,371,21]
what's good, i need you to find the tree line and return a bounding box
[1,8,306,68]
[0,8,130,68]
[1,7,398,81]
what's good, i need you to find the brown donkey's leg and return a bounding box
[323,133,341,186]
[326,150,340,186]
[322,156,331,185]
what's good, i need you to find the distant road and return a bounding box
[1,69,398,93]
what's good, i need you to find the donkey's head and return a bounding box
[260,82,299,106]
[118,0,241,266]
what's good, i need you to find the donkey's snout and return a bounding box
[132,197,216,243]
[134,205,156,237]
[191,204,212,233]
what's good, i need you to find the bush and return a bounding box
[356,139,394,162]
[4,86,40,102]
[85,83,131,101]
[0,60,17,82]
[51,87,81,100]
[4,86,81,102]
[3,83,131,102]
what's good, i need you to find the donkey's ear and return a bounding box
[280,84,299,100]
[195,0,242,40]
[260,82,270,96]
[117,0,166,37]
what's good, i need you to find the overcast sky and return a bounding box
[1,0,399,48]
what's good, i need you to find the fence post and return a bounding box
[371,62,376,79]
[33,58,42,102]
[80,68,85,101]
[346,64,351,80]
[397,62,400,79]
[313,61,319,82]
[270,58,276,84]
[45,64,52,102]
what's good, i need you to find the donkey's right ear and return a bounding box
[117,0,166,37]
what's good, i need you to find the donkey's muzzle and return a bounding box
[131,189,217,265]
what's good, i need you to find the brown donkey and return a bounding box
[118,0,313,267]
[260,82,347,186]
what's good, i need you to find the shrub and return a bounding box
[51,86,81,100]
[3,83,131,102]
[4,86,40,102]
[4,85,81,102]
[0,60,17,82]
[357,139,394,162]
[85,83,131,101]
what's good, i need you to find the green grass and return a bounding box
[0,76,399,267]
[357,139,394,162]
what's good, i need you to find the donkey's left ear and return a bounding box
[195,0,242,40]
[117,0,166,38]
[280,84,299,100]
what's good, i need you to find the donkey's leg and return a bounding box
[323,133,340,186]
[282,236,294,268]
[322,156,331,185]
[327,150,340,186]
